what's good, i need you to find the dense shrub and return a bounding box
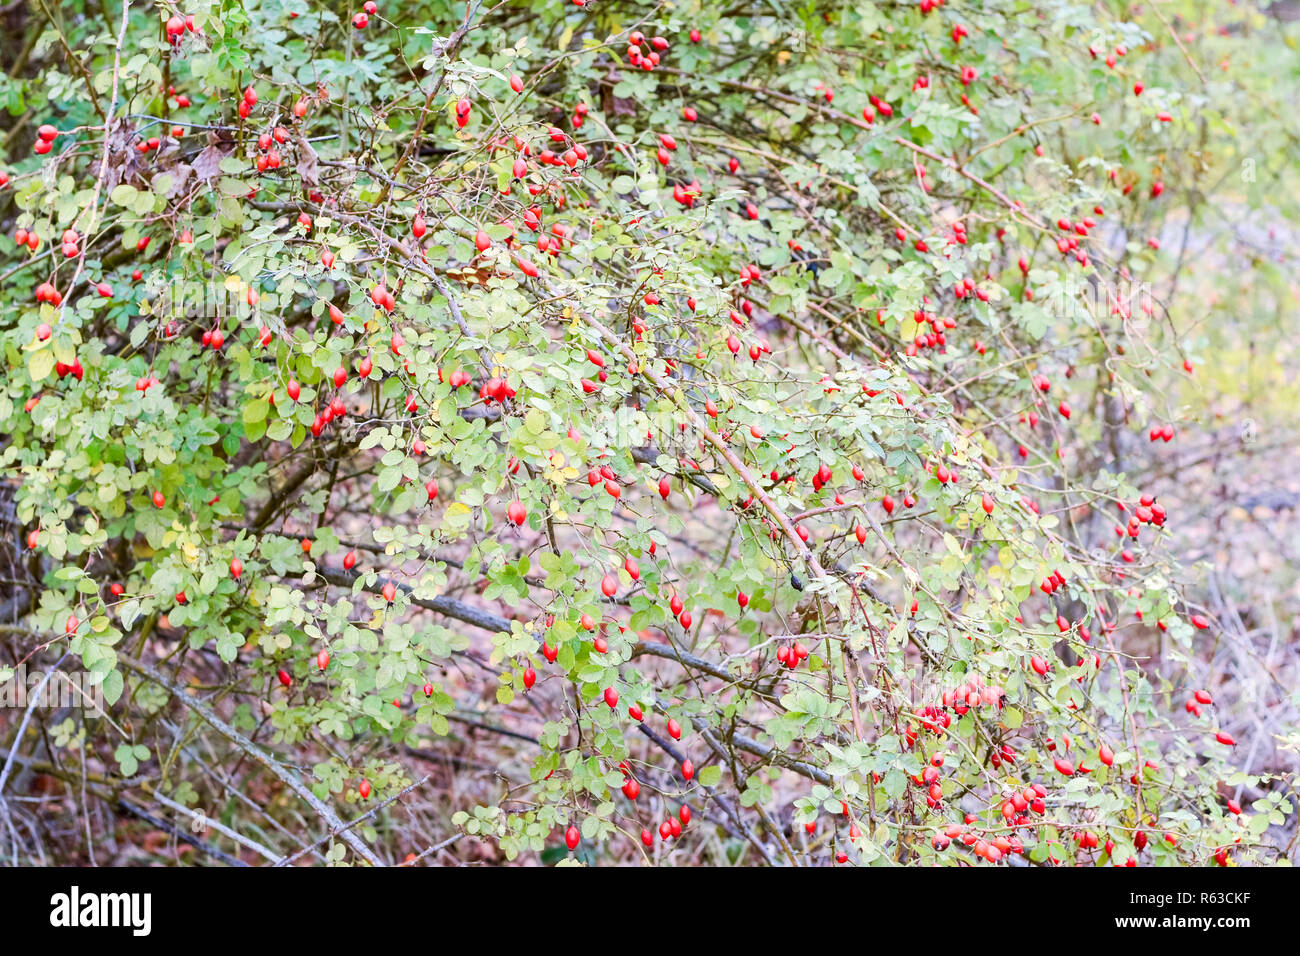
[1,0,1295,865]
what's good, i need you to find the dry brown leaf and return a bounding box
[293,131,320,187]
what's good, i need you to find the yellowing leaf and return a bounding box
[28,349,54,381]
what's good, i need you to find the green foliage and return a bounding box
[0,0,1295,866]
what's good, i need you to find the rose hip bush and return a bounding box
[1,0,1294,865]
